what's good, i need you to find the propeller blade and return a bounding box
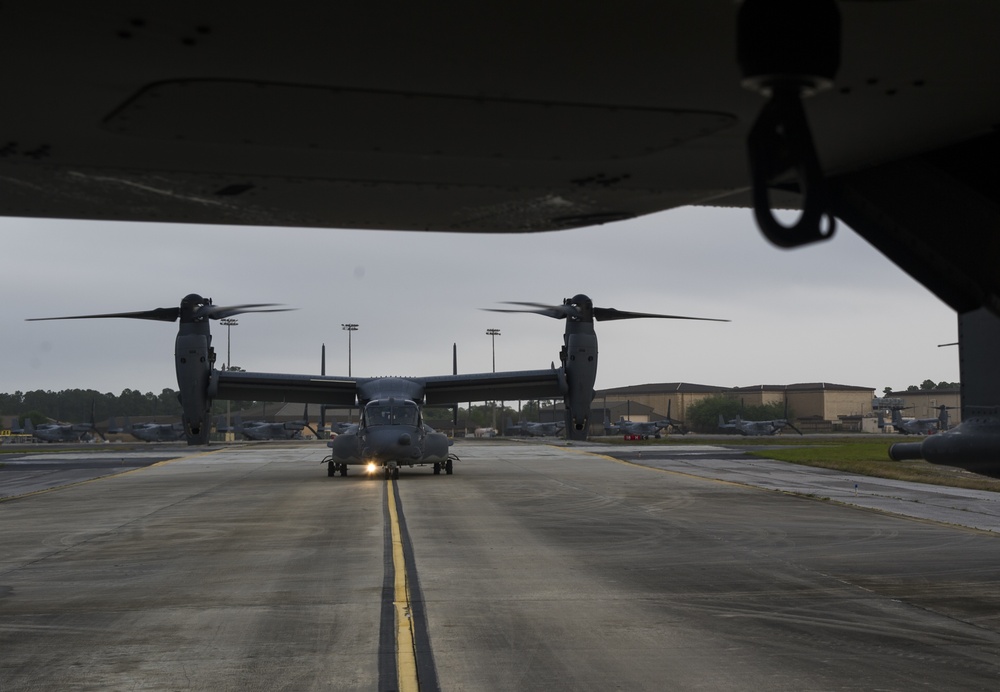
[483,302,576,320]
[196,303,295,320]
[593,307,729,322]
[26,307,181,322]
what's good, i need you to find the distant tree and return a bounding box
[684,395,791,433]
[906,385,919,392]
[883,386,893,396]
[519,400,541,420]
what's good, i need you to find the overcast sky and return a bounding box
[1,206,958,399]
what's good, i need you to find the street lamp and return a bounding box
[342,323,359,376]
[486,328,501,432]
[220,318,238,440]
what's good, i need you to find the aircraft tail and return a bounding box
[891,407,905,426]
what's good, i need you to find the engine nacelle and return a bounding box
[175,331,212,445]
[889,415,1000,478]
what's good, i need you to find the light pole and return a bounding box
[221,318,238,369]
[486,328,500,373]
[342,323,359,376]
[220,318,238,439]
[486,328,500,431]
[342,324,359,422]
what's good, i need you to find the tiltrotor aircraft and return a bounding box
[227,405,317,441]
[29,293,726,478]
[604,401,687,438]
[110,417,186,443]
[22,417,105,443]
[878,405,952,436]
[717,414,803,436]
[505,417,565,438]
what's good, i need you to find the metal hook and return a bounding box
[748,86,837,248]
[748,85,836,248]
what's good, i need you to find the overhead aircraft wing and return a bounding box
[420,369,566,406]
[213,370,359,407]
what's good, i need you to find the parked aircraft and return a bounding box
[232,406,317,441]
[112,417,186,442]
[605,401,687,438]
[24,417,104,443]
[879,406,951,435]
[29,293,725,477]
[718,414,803,436]
[605,417,672,439]
[505,417,565,437]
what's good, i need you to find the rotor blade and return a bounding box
[786,421,804,435]
[26,307,181,322]
[197,303,296,320]
[482,302,576,319]
[593,307,730,322]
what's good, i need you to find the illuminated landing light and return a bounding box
[366,462,378,474]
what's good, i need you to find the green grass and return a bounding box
[599,435,1000,492]
[748,440,1000,492]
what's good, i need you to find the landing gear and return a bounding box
[445,458,453,475]
[384,464,399,480]
[325,459,349,477]
[433,462,441,475]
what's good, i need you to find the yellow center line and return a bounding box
[386,480,419,691]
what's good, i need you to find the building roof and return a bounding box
[596,382,729,396]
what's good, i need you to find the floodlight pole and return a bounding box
[342,323,359,376]
[221,318,238,439]
[342,323,359,422]
[487,328,501,432]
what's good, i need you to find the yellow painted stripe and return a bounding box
[386,480,419,691]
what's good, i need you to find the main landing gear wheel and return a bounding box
[445,459,453,475]
[433,462,441,475]
[327,461,335,477]
[339,464,348,476]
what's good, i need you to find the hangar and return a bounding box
[596,382,877,434]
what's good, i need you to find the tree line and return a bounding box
[883,380,959,395]
[0,388,545,428]
[0,388,256,426]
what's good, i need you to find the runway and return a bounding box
[2,440,999,690]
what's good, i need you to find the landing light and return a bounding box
[366,462,378,474]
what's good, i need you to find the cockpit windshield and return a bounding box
[363,400,420,427]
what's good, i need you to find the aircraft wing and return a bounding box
[420,369,566,406]
[213,370,359,407]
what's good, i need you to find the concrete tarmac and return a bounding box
[2,440,999,690]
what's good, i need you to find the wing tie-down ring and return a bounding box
[738,0,841,248]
